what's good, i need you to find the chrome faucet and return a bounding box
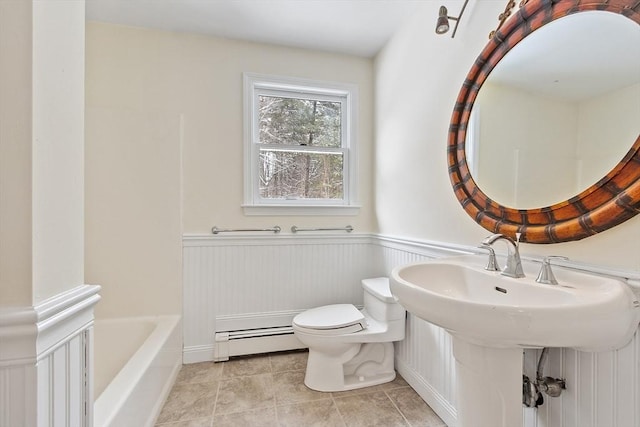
[535,255,568,285]
[481,233,525,278]
[478,243,500,272]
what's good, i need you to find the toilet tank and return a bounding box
[361,277,406,322]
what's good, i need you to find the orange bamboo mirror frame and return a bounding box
[448,0,640,244]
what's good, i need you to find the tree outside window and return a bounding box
[243,74,358,214]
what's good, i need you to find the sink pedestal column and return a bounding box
[452,337,523,427]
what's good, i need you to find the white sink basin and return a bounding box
[390,254,640,351]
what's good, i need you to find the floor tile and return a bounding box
[155,417,212,427]
[386,387,446,427]
[270,350,308,372]
[156,382,218,424]
[212,406,278,427]
[333,391,409,427]
[273,370,329,405]
[175,361,223,385]
[215,373,274,415]
[221,354,272,378]
[158,354,446,427]
[277,399,346,427]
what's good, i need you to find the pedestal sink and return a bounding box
[390,254,640,427]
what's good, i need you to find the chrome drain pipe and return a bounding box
[523,348,566,408]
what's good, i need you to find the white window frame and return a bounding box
[242,73,359,215]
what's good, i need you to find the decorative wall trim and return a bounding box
[0,284,101,427]
[35,285,101,358]
[183,232,374,247]
[373,234,474,258]
[0,307,38,367]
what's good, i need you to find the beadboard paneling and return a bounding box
[183,234,378,362]
[0,364,37,427]
[523,334,640,427]
[374,239,458,426]
[0,285,100,427]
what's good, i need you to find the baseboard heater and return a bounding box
[213,325,305,362]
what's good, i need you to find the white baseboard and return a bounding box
[183,344,216,364]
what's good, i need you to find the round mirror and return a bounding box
[467,11,640,209]
[448,0,640,244]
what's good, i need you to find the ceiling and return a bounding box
[85,1,640,98]
[85,0,427,58]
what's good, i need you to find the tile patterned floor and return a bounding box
[155,350,447,427]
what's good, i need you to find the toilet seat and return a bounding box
[293,304,368,336]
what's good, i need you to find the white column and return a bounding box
[452,337,523,427]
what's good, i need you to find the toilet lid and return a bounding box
[293,304,367,332]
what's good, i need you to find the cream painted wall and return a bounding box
[85,22,375,236]
[374,1,493,245]
[0,0,33,307]
[0,0,85,306]
[374,1,640,272]
[31,0,85,304]
[85,22,374,317]
[84,107,182,318]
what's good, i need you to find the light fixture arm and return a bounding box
[448,0,469,38]
[436,0,470,38]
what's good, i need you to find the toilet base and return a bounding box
[304,342,396,392]
[341,371,397,391]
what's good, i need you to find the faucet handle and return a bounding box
[536,256,569,285]
[478,244,500,272]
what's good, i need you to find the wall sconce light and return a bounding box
[435,0,470,38]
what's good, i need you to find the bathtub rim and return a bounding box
[93,314,182,427]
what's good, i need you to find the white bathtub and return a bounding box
[93,315,182,427]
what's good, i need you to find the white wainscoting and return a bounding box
[182,233,640,427]
[374,236,468,427]
[522,337,640,427]
[0,285,101,427]
[182,233,379,363]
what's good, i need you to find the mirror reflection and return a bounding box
[467,11,640,209]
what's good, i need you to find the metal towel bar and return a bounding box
[291,225,353,233]
[212,226,281,234]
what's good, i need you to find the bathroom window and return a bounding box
[243,73,359,215]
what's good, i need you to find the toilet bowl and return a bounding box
[292,277,406,392]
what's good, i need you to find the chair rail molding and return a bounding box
[0,284,101,427]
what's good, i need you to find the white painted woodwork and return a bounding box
[0,285,100,427]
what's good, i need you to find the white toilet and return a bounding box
[292,277,406,392]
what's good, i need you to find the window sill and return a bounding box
[242,204,361,216]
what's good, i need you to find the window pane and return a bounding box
[259,150,344,199]
[258,96,341,148]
